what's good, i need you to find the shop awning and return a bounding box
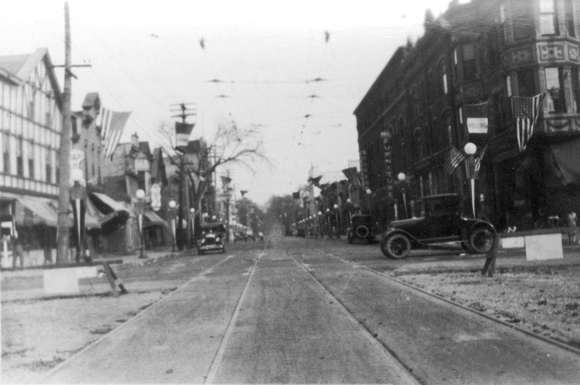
[549,139,580,185]
[88,192,130,235]
[16,197,58,227]
[0,193,101,230]
[143,210,167,228]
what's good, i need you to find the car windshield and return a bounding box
[424,196,461,216]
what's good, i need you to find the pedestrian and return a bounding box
[12,237,24,269]
[567,210,577,244]
[258,231,264,242]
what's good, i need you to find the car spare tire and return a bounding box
[355,225,369,238]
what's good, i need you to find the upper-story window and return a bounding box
[3,134,9,173]
[462,44,477,80]
[517,69,536,97]
[513,0,535,40]
[572,67,580,113]
[440,62,448,95]
[413,127,423,160]
[540,0,559,35]
[565,0,576,37]
[546,67,567,113]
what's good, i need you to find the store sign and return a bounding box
[467,117,488,134]
[135,156,150,172]
[150,183,161,211]
[70,149,85,169]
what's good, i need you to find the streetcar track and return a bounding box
[204,239,270,384]
[286,249,423,385]
[40,253,238,382]
[321,250,580,357]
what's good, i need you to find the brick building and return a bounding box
[354,0,580,230]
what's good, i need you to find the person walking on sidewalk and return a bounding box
[567,210,577,245]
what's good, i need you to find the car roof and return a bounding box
[200,222,226,230]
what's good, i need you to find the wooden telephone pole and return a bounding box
[56,2,73,264]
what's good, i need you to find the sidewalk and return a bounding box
[0,248,184,303]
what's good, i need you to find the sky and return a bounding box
[2,0,456,206]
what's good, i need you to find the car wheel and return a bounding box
[380,233,411,259]
[222,247,226,254]
[469,226,495,253]
[199,249,204,255]
[355,225,369,239]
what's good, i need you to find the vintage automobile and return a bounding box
[346,214,376,244]
[380,193,496,259]
[197,222,227,255]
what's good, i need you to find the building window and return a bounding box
[16,138,23,176]
[440,62,448,94]
[45,150,51,183]
[513,1,535,40]
[3,134,9,173]
[565,0,576,37]
[443,111,452,148]
[462,44,476,80]
[572,67,580,113]
[540,0,559,36]
[517,69,536,97]
[413,127,423,160]
[545,67,567,113]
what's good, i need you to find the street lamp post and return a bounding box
[326,208,331,237]
[168,199,177,252]
[70,168,86,263]
[318,211,322,238]
[135,189,147,259]
[398,172,408,219]
[189,208,196,247]
[333,203,340,238]
[464,142,477,218]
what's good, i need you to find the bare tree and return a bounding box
[158,120,269,212]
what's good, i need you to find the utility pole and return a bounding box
[56,2,73,264]
[55,3,91,265]
[170,103,196,123]
[170,103,196,250]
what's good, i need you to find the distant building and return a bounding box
[354,0,580,230]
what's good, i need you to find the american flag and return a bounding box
[511,93,545,152]
[342,167,362,189]
[443,146,465,174]
[100,109,132,161]
[473,144,488,179]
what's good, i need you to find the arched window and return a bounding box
[413,127,423,160]
[443,110,453,148]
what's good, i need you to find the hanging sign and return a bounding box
[150,183,161,211]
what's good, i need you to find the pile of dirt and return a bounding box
[397,265,580,349]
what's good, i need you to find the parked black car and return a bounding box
[197,222,227,255]
[346,214,376,244]
[380,193,496,259]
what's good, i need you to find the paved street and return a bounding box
[40,236,580,384]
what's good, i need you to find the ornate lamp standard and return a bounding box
[397,172,408,219]
[70,168,86,263]
[464,142,477,218]
[318,211,323,238]
[189,208,196,247]
[135,189,147,259]
[168,199,178,252]
[333,203,340,238]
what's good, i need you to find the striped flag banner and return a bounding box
[473,144,488,179]
[100,109,132,161]
[175,122,195,150]
[443,146,465,175]
[342,167,362,189]
[511,93,545,152]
